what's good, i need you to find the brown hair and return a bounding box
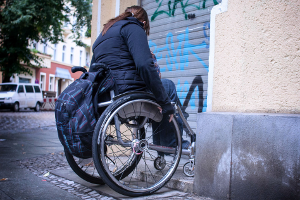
[102,5,150,36]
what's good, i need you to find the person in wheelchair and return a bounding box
[90,5,185,153]
[89,6,191,196]
[91,8,173,117]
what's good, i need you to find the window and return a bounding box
[49,75,55,91]
[43,43,47,54]
[25,85,34,93]
[0,84,17,92]
[33,41,38,49]
[62,45,66,62]
[86,52,89,67]
[79,50,82,66]
[18,85,24,93]
[70,47,74,64]
[19,77,31,83]
[64,19,69,27]
[72,15,76,24]
[34,86,41,93]
[40,73,46,91]
[53,44,57,61]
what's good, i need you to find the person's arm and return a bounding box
[121,23,174,115]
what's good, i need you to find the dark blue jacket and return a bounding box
[92,17,173,112]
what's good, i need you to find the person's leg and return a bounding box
[159,79,190,149]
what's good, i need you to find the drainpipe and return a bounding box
[96,0,102,37]
[206,0,228,112]
[115,0,120,17]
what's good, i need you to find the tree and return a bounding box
[0,0,92,82]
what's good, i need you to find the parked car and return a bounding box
[0,83,43,112]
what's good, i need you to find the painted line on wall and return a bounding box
[97,0,102,36]
[207,0,228,112]
[115,0,120,17]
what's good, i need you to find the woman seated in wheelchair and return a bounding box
[90,5,189,153]
[89,5,192,196]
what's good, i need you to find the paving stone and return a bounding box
[0,111,56,131]
[4,110,208,200]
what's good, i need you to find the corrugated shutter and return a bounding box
[141,0,221,131]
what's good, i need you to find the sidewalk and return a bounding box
[0,111,211,200]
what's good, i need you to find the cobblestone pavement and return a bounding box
[1,111,211,200]
[0,110,56,130]
[19,151,211,200]
[19,152,115,200]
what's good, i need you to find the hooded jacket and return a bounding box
[91,17,173,112]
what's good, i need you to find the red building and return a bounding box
[35,59,84,97]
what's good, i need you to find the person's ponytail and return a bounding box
[102,6,150,36]
[102,12,132,36]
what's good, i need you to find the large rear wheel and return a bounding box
[64,149,104,184]
[92,94,182,196]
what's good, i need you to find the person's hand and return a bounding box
[158,107,173,122]
[168,114,174,122]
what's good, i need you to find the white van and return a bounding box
[0,83,43,112]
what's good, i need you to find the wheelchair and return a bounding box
[68,66,196,197]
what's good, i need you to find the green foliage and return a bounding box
[0,0,92,82]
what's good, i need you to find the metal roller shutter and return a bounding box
[141,0,221,131]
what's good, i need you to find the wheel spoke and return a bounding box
[94,97,182,195]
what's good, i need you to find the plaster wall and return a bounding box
[195,112,300,199]
[100,0,116,35]
[91,0,116,47]
[212,0,300,113]
[119,0,139,14]
[91,0,99,51]
[91,0,139,52]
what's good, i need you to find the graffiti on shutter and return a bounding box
[142,0,221,130]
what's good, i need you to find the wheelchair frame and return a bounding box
[98,90,196,177]
[68,66,197,196]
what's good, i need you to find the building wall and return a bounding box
[91,0,115,48]
[212,0,300,114]
[195,112,300,200]
[194,1,300,199]
[141,0,221,131]
[35,61,83,95]
[91,0,99,52]
[33,35,90,68]
[91,0,139,51]
[11,66,36,84]
[119,0,138,14]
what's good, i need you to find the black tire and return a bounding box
[64,149,105,184]
[34,102,40,112]
[92,93,182,197]
[12,102,19,112]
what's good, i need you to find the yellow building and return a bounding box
[91,0,300,199]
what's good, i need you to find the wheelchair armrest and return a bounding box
[113,91,155,101]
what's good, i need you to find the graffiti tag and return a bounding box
[151,0,219,21]
[149,26,209,72]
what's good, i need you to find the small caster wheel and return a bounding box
[183,161,194,177]
[154,156,166,170]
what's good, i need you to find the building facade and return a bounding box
[91,0,300,199]
[6,26,91,97]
